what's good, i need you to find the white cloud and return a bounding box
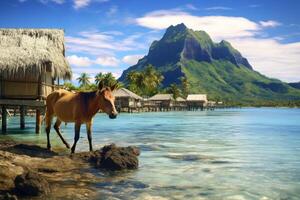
[67,54,120,67]
[230,38,300,82]
[67,55,93,67]
[122,54,144,65]
[135,10,300,82]
[73,0,90,9]
[73,0,109,9]
[66,30,147,56]
[135,10,259,40]
[205,6,232,10]
[259,20,281,27]
[95,56,120,67]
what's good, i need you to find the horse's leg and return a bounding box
[71,122,81,153]
[45,110,53,150]
[86,121,93,151]
[54,119,70,149]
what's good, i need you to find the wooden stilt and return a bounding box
[35,109,42,134]
[20,106,25,129]
[2,106,7,133]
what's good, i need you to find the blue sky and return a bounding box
[1,0,300,83]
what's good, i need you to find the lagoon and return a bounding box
[1,108,300,199]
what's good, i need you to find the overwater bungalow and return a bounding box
[186,94,208,110]
[113,88,143,112]
[147,94,174,111]
[174,97,187,110]
[0,29,72,133]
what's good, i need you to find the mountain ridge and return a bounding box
[119,23,300,103]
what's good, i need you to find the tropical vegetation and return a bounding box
[63,72,121,92]
[126,64,164,97]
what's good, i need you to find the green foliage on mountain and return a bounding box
[119,23,300,104]
[126,65,164,96]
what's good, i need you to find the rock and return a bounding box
[99,144,140,170]
[0,141,140,199]
[0,159,24,191]
[4,144,58,158]
[0,142,99,199]
[71,144,140,171]
[14,171,50,196]
[0,193,18,200]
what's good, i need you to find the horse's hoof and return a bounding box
[65,143,70,149]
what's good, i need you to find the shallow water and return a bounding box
[1,108,300,199]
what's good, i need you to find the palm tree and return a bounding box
[95,72,104,85]
[126,65,164,96]
[126,71,143,95]
[180,76,189,98]
[77,73,91,87]
[95,72,122,89]
[167,84,181,99]
[103,72,116,86]
[143,65,164,96]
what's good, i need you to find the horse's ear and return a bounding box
[98,80,104,90]
[111,83,118,91]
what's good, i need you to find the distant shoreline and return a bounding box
[1,106,299,119]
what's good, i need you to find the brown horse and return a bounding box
[45,81,118,153]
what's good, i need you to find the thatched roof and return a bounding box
[148,94,174,101]
[176,97,186,102]
[187,94,207,102]
[113,88,143,100]
[0,29,71,80]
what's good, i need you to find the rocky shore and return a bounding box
[0,140,140,199]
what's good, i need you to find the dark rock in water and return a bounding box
[73,144,140,171]
[99,144,140,170]
[14,171,50,196]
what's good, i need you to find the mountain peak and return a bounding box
[120,24,254,83]
[162,23,188,41]
[167,23,187,31]
[123,24,253,70]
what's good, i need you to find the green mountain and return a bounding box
[119,23,300,104]
[289,82,300,90]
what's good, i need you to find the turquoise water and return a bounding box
[1,108,300,199]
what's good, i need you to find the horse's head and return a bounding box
[97,81,118,119]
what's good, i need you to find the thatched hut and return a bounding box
[174,97,187,110]
[113,88,143,112]
[148,94,174,111]
[0,29,71,133]
[186,94,207,110]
